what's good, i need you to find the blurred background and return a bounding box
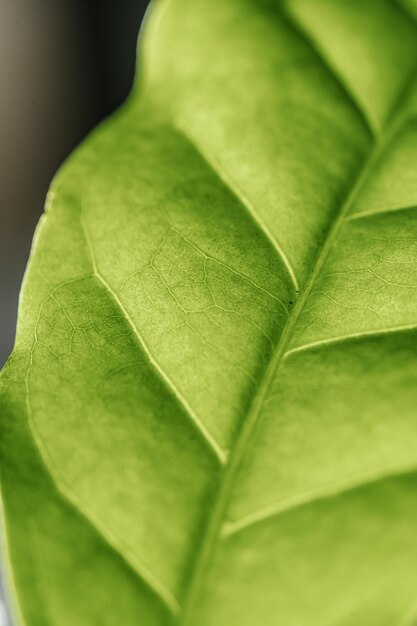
[0,0,150,621]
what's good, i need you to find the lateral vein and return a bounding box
[80,215,226,466]
[222,461,417,538]
[25,295,180,616]
[175,122,300,293]
[280,2,378,136]
[347,202,417,222]
[284,323,417,358]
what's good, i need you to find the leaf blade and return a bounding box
[2,1,417,624]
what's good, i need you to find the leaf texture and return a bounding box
[2,1,417,624]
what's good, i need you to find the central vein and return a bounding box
[177,107,407,625]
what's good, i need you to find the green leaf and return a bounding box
[2,0,417,624]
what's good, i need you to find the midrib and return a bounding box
[178,92,413,626]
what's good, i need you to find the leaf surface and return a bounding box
[2,1,417,624]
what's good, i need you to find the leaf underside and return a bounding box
[2,0,417,624]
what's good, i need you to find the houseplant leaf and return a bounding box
[2,0,417,624]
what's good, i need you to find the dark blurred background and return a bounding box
[0,0,151,367]
[0,0,150,621]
